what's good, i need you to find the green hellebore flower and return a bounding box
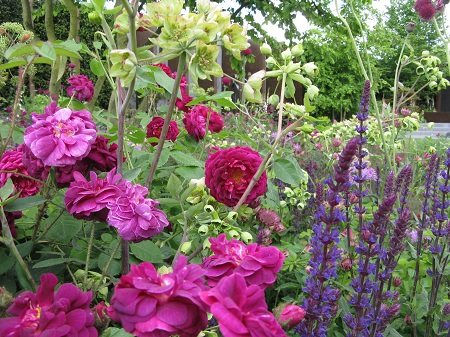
[189,41,223,83]
[243,70,265,103]
[281,48,292,61]
[260,43,272,56]
[109,49,137,87]
[146,0,183,27]
[303,62,318,77]
[291,43,304,57]
[221,23,249,60]
[307,85,319,100]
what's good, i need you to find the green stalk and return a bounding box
[334,0,393,171]
[145,53,187,190]
[0,206,37,291]
[84,223,96,291]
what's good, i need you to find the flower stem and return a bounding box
[145,52,187,190]
[0,206,37,291]
[84,222,96,291]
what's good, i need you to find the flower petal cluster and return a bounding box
[201,234,284,289]
[64,170,125,222]
[85,135,120,172]
[182,105,223,141]
[414,0,438,20]
[55,160,89,188]
[24,103,97,167]
[108,256,208,337]
[0,273,97,337]
[205,146,267,207]
[0,144,42,198]
[200,273,287,337]
[279,304,307,328]
[146,116,179,146]
[67,74,95,102]
[107,181,169,242]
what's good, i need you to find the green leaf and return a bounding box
[122,167,141,182]
[273,158,303,186]
[4,195,47,212]
[93,41,103,50]
[4,43,35,59]
[104,5,123,15]
[170,150,204,167]
[0,252,15,275]
[130,241,163,263]
[34,42,56,61]
[151,66,176,96]
[157,198,181,207]
[46,215,83,244]
[16,241,33,257]
[167,173,183,197]
[174,166,205,182]
[0,59,27,70]
[91,0,106,13]
[15,263,33,291]
[90,58,105,76]
[33,258,73,268]
[0,178,14,201]
[100,327,134,337]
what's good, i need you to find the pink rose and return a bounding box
[67,74,95,102]
[108,256,208,337]
[204,146,267,206]
[279,305,306,328]
[146,116,179,146]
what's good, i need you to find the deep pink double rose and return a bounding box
[24,103,97,167]
[146,116,179,146]
[0,273,97,337]
[0,144,42,198]
[182,105,224,141]
[200,273,287,337]
[67,74,95,102]
[201,234,285,289]
[106,181,169,242]
[108,255,208,337]
[204,146,267,207]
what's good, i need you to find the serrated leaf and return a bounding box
[33,258,71,268]
[0,178,14,201]
[170,150,204,167]
[90,58,105,76]
[46,215,83,244]
[15,263,33,291]
[157,198,181,207]
[100,327,134,337]
[4,195,47,212]
[167,173,183,197]
[16,241,33,257]
[174,166,205,182]
[122,167,141,182]
[34,42,56,61]
[273,158,303,186]
[0,253,15,275]
[130,241,162,263]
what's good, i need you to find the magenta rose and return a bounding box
[108,255,208,337]
[146,117,179,146]
[279,305,306,328]
[182,105,224,141]
[21,144,50,180]
[201,234,285,289]
[107,182,169,242]
[24,104,97,167]
[64,169,126,222]
[200,273,287,337]
[55,160,89,188]
[85,135,120,172]
[174,74,193,113]
[0,145,42,198]
[0,273,97,337]
[67,74,95,102]
[204,146,267,207]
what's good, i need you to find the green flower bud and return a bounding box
[240,232,253,244]
[291,43,304,57]
[303,62,318,77]
[281,48,292,61]
[268,94,279,106]
[88,12,102,25]
[228,230,240,239]
[260,43,272,56]
[266,57,277,69]
[198,225,209,236]
[180,241,192,254]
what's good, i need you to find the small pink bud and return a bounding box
[242,48,252,56]
[279,305,306,328]
[340,258,353,270]
[393,277,402,287]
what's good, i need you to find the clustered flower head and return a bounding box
[108,255,208,337]
[24,103,97,167]
[201,233,285,289]
[414,0,443,21]
[200,273,287,337]
[182,105,224,141]
[0,144,42,198]
[205,146,267,207]
[146,116,179,146]
[0,273,97,337]
[106,180,169,242]
[67,74,95,102]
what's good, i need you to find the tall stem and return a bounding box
[84,223,96,291]
[145,53,187,190]
[0,206,37,291]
